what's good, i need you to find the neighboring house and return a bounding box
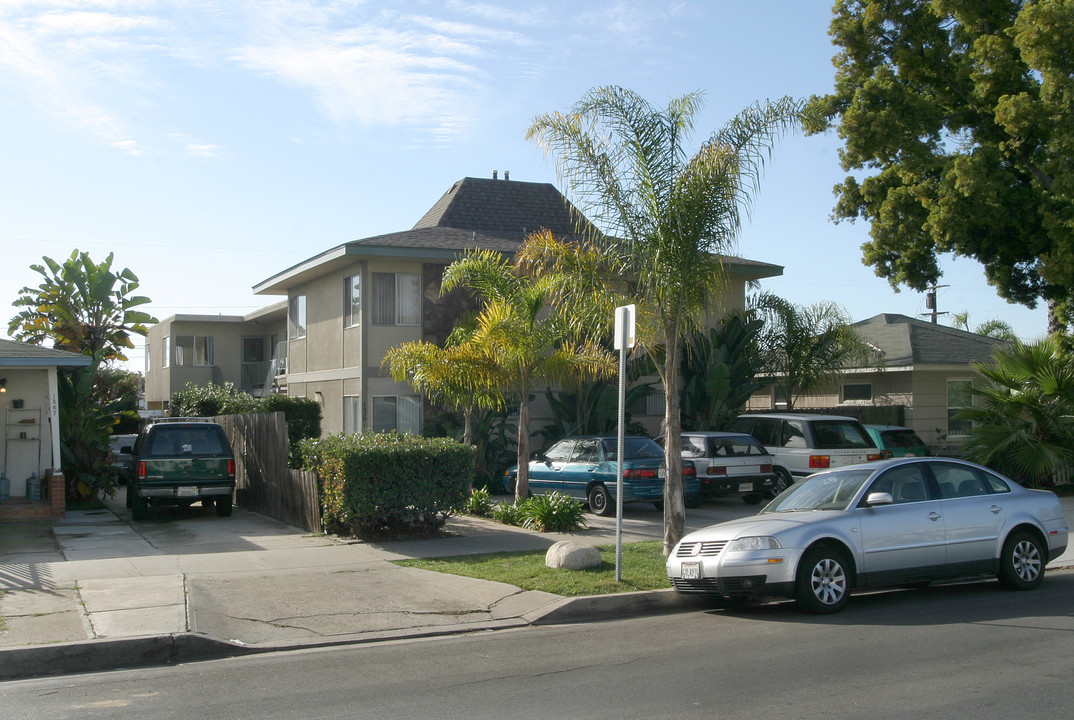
[144,303,287,411]
[746,313,1010,452]
[144,175,783,436]
[1,338,92,518]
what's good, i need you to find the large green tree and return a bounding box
[440,242,616,504]
[806,0,1074,331]
[9,251,156,498]
[755,296,873,410]
[527,86,803,553]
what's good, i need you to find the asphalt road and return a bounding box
[4,570,1073,719]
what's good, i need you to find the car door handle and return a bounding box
[991,505,1002,514]
[927,512,942,521]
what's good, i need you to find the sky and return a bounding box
[0,0,1050,372]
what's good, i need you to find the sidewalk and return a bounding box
[2,495,1072,681]
[0,496,709,680]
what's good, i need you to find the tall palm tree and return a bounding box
[441,244,616,503]
[960,337,1074,486]
[754,297,873,410]
[527,86,804,553]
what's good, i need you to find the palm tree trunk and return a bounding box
[515,390,531,504]
[662,322,685,557]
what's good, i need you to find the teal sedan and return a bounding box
[864,425,930,457]
[504,436,699,516]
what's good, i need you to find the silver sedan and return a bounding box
[666,457,1069,613]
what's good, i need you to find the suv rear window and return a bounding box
[812,420,873,449]
[144,426,229,457]
[880,429,925,448]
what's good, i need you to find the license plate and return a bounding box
[658,468,666,478]
[681,562,701,580]
[738,482,753,493]
[177,486,198,497]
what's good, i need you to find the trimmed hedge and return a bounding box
[299,432,475,537]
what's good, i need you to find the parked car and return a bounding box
[667,457,1069,613]
[864,424,929,457]
[726,413,888,494]
[125,418,235,520]
[674,431,777,504]
[107,433,138,480]
[503,435,700,516]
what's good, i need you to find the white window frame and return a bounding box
[344,274,361,328]
[289,294,307,339]
[174,335,214,366]
[371,395,422,435]
[162,336,170,368]
[343,395,361,435]
[841,382,873,404]
[372,272,421,326]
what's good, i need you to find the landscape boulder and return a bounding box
[545,540,602,570]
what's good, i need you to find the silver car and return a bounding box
[667,457,1069,613]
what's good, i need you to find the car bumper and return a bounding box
[666,545,802,599]
[135,484,234,499]
[699,474,776,497]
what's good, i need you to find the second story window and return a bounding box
[372,272,420,326]
[344,274,361,327]
[175,336,214,366]
[162,337,170,368]
[289,294,307,339]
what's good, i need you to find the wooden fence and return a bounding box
[214,412,322,532]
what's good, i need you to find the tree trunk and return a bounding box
[662,322,685,557]
[514,391,531,504]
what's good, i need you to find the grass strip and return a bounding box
[394,541,670,596]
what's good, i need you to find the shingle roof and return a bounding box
[0,338,93,367]
[412,176,584,237]
[852,313,1008,366]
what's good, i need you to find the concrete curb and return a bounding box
[0,590,697,681]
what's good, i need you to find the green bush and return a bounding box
[518,492,588,533]
[299,432,474,538]
[489,501,524,526]
[459,487,493,517]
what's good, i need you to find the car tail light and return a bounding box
[623,468,657,479]
[809,455,831,469]
[136,461,147,480]
[682,464,696,477]
[227,459,236,479]
[760,464,773,473]
[706,466,727,476]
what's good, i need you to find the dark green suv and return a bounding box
[125,418,236,520]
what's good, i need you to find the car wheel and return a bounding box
[588,484,612,516]
[795,546,851,614]
[131,493,149,521]
[997,530,1045,590]
[215,496,233,517]
[743,494,764,505]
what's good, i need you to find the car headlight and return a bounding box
[727,536,782,552]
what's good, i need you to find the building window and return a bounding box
[947,379,974,436]
[175,336,214,366]
[344,274,361,327]
[372,396,422,434]
[372,273,420,326]
[162,337,170,368]
[774,386,789,407]
[289,294,307,339]
[344,396,361,434]
[646,389,664,416]
[842,383,872,403]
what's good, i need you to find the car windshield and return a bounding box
[602,437,664,460]
[763,468,876,512]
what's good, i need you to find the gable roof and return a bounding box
[254,176,783,295]
[852,313,1009,367]
[0,338,93,367]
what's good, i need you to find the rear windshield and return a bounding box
[144,427,229,457]
[602,437,664,460]
[811,420,874,449]
[881,430,926,448]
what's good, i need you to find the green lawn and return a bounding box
[394,541,671,596]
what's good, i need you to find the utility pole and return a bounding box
[921,284,949,323]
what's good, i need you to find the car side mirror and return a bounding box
[866,492,893,506]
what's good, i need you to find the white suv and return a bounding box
[727,413,888,494]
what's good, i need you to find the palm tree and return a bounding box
[526,86,804,553]
[440,244,616,503]
[959,337,1074,487]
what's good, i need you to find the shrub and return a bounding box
[489,501,523,526]
[518,492,588,533]
[460,487,493,517]
[299,432,474,538]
